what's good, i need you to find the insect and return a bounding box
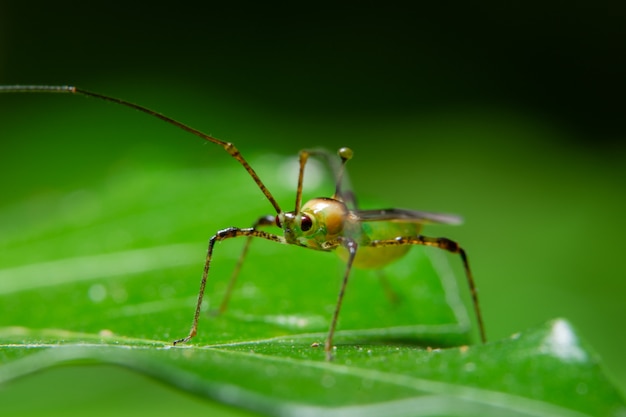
[0,85,486,360]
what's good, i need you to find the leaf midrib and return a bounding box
[0,330,592,417]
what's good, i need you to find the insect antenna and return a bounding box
[294,150,309,213]
[293,147,355,213]
[0,85,283,214]
[333,147,353,201]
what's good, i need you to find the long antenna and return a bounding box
[0,85,282,214]
[333,147,353,200]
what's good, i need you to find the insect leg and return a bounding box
[325,237,358,361]
[376,270,401,304]
[368,236,487,344]
[173,227,286,346]
[217,215,275,314]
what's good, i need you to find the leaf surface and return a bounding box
[0,161,623,416]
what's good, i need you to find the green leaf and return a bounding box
[1,160,624,416]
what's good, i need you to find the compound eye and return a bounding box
[275,216,282,228]
[300,214,313,232]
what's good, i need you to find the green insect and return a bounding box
[0,85,486,360]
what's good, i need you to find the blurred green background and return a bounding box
[1,1,624,414]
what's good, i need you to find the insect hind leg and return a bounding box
[376,270,401,305]
[368,236,487,344]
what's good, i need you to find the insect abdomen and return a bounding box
[336,221,421,269]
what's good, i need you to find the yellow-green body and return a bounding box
[279,197,424,270]
[337,220,422,269]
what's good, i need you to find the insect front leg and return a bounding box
[368,236,487,344]
[325,237,358,361]
[217,215,275,314]
[173,227,285,346]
